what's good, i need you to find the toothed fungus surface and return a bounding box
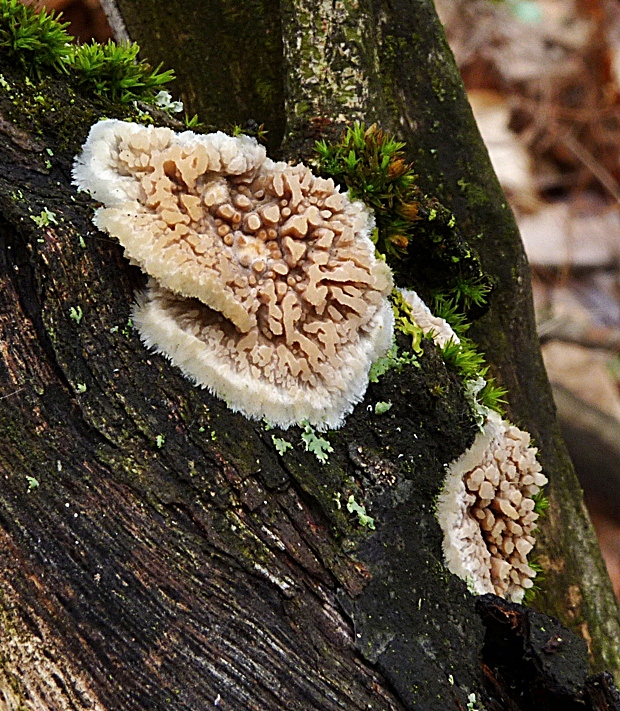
[400,288,459,347]
[437,410,548,602]
[73,120,394,429]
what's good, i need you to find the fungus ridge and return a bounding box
[133,281,394,429]
[73,120,394,429]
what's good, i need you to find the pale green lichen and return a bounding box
[368,343,419,383]
[300,421,333,464]
[272,436,293,456]
[374,401,392,415]
[463,376,488,429]
[30,207,57,227]
[69,305,83,324]
[466,692,485,711]
[346,494,375,530]
[153,89,183,114]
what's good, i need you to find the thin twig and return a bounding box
[559,132,620,205]
[0,387,26,401]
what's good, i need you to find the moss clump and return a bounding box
[314,122,493,316]
[316,124,507,417]
[0,0,175,106]
[70,41,174,104]
[433,297,507,414]
[0,0,71,76]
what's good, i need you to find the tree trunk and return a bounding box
[0,1,619,710]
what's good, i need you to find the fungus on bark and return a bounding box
[437,410,548,602]
[399,288,459,347]
[73,120,394,429]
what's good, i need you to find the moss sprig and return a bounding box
[522,559,544,605]
[430,295,506,413]
[532,490,549,517]
[387,286,507,414]
[231,119,269,143]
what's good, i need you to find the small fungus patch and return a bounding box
[437,411,548,603]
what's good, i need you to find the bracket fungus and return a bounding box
[437,410,548,603]
[73,120,394,429]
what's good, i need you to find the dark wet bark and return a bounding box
[0,1,619,709]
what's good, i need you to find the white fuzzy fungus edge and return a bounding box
[399,288,459,347]
[436,410,548,603]
[73,119,394,430]
[132,280,394,430]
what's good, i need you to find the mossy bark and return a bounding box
[277,0,620,679]
[0,0,619,709]
[376,0,620,678]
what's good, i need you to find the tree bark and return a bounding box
[0,1,619,710]
[107,0,286,151]
[108,0,620,676]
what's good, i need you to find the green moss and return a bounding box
[0,0,176,108]
[314,124,514,423]
[70,40,174,104]
[457,178,490,209]
[0,53,175,161]
[313,122,493,315]
[431,75,446,103]
[0,0,71,76]
[295,99,311,116]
